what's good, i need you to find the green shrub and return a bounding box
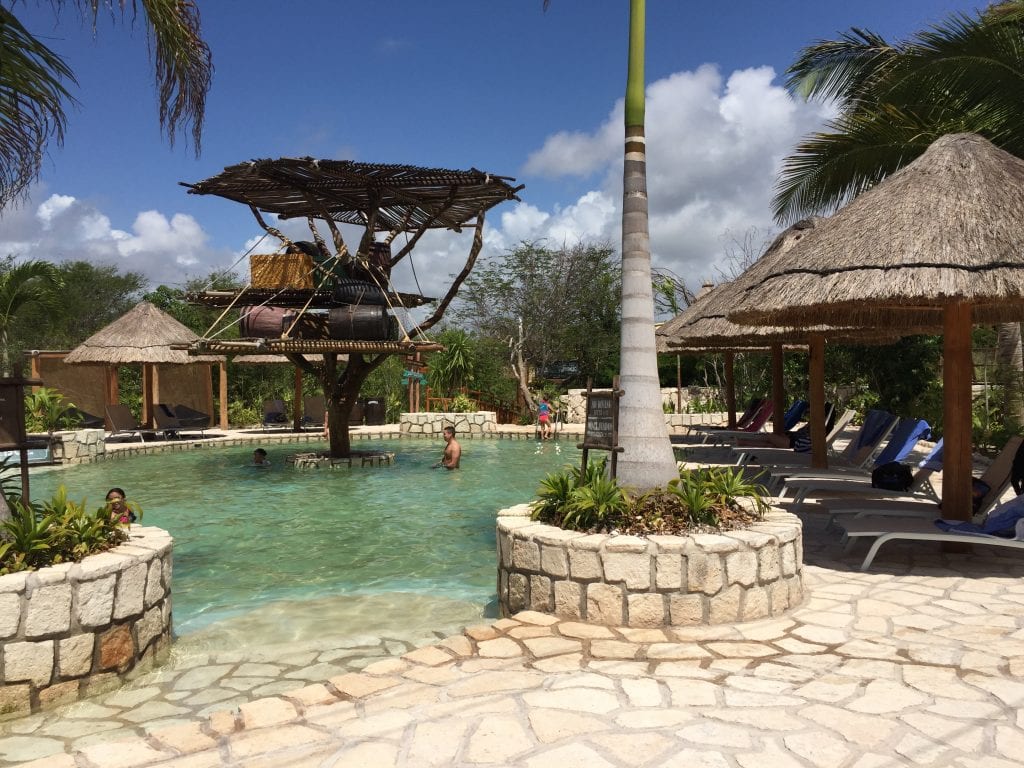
[0,486,138,575]
[531,460,768,535]
[24,387,80,434]
[228,400,261,428]
[449,393,477,413]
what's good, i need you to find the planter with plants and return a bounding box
[497,460,803,627]
[0,486,173,716]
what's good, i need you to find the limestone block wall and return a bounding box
[51,428,106,464]
[497,504,803,627]
[562,387,719,424]
[0,526,173,716]
[400,412,497,436]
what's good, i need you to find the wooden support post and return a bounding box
[942,301,974,521]
[724,352,737,428]
[771,343,785,435]
[104,365,119,430]
[219,361,229,428]
[142,364,154,427]
[293,366,303,431]
[809,334,827,469]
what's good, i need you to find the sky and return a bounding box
[0,0,990,312]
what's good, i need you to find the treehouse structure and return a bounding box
[181,158,522,457]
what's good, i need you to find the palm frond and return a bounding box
[785,28,899,104]
[0,7,76,208]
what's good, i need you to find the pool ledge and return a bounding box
[496,504,803,626]
[0,526,173,718]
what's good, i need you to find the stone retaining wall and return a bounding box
[0,526,173,716]
[51,428,106,464]
[400,412,498,436]
[497,505,803,627]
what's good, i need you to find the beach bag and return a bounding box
[871,461,914,492]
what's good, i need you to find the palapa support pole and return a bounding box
[943,301,974,522]
[219,361,229,428]
[724,352,737,428]
[104,365,119,430]
[770,343,786,435]
[142,364,155,427]
[808,333,827,469]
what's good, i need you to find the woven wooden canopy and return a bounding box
[188,339,443,356]
[182,159,523,233]
[729,134,1024,328]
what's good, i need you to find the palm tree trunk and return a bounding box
[615,0,678,490]
[996,322,1024,430]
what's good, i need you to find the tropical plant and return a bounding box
[24,386,79,435]
[448,393,477,413]
[1,0,212,209]
[541,0,676,489]
[0,486,131,574]
[0,259,62,374]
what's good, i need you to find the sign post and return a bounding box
[0,367,42,501]
[577,376,625,478]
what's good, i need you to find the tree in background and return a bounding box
[775,3,1024,435]
[455,241,620,407]
[0,0,212,208]
[0,258,62,374]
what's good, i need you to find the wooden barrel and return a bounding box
[239,306,288,338]
[328,306,391,340]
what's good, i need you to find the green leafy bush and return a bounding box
[0,486,139,575]
[531,460,767,535]
[448,393,477,413]
[24,387,80,434]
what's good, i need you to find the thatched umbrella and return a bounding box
[658,223,909,466]
[729,133,1024,518]
[65,301,224,428]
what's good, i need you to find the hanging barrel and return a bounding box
[239,306,288,338]
[328,306,391,340]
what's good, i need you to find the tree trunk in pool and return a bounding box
[319,352,382,458]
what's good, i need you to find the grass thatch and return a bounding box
[64,301,223,365]
[729,134,1024,328]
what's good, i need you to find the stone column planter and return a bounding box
[497,504,803,627]
[0,526,173,717]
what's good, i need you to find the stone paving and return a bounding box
[5,508,1024,767]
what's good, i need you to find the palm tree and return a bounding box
[542,0,677,489]
[774,3,1024,432]
[0,0,212,209]
[0,260,62,375]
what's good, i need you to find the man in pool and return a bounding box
[252,448,269,466]
[435,426,461,470]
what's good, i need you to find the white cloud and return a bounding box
[515,64,832,289]
[0,62,832,312]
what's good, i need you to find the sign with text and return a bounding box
[577,377,624,478]
[582,391,616,450]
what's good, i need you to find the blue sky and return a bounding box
[0,0,987,302]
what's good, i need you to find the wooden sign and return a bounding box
[577,376,624,478]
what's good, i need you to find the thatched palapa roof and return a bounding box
[729,134,1024,328]
[656,222,909,351]
[182,159,523,233]
[65,302,223,365]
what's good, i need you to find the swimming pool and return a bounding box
[28,439,575,650]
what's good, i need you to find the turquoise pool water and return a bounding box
[28,439,576,649]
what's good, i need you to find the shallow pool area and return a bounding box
[28,438,576,650]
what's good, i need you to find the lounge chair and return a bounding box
[172,404,212,436]
[732,408,855,467]
[302,395,326,429]
[684,396,765,437]
[154,404,183,439]
[262,399,288,429]
[63,407,104,430]
[692,399,775,444]
[779,417,932,507]
[105,404,155,443]
[800,439,945,527]
[836,436,1024,569]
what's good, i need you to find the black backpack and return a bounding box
[871,461,914,492]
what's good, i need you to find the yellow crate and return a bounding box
[250,253,314,289]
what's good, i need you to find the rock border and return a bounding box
[0,526,173,717]
[497,504,803,627]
